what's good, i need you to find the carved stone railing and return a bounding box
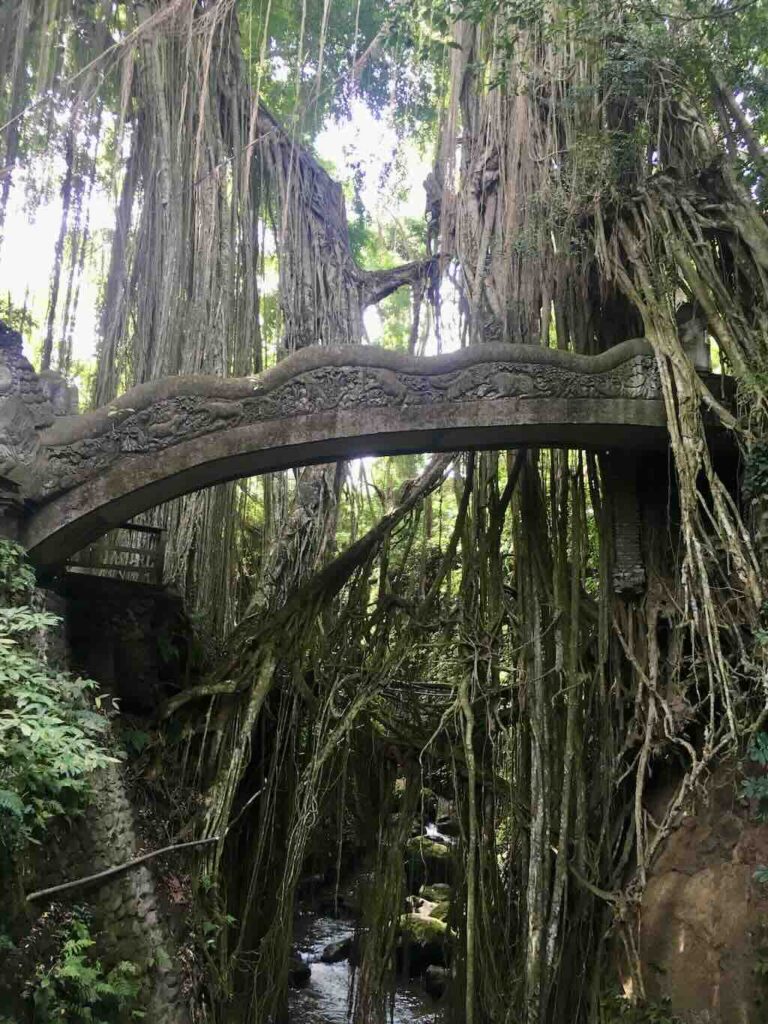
[65,523,166,584]
[0,321,78,475]
[25,338,661,494]
[0,327,727,570]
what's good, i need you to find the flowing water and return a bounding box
[424,822,456,845]
[289,908,443,1024]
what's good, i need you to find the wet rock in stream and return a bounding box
[290,911,439,1022]
[424,965,448,999]
[405,836,452,891]
[397,913,448,977]
[434,816,460,839]
[288,956,311,988]
[320,936,354,964]
[419,883,452,904]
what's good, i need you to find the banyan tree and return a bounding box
[2,0,768,1022]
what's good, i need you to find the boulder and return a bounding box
[419,883,452,904]
[406,837,452,861]
[317,893,357,916]
[435,815,461,838]
[424,964,449,999]
[397,913,448,977]
[288,956,311,988]
[406,891,450,923]
[405,836,452,890]
[430,901,450,923]
[320,936,353,964]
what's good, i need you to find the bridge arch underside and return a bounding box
[25,395,670,569]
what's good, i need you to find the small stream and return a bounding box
[289,904,443,1024]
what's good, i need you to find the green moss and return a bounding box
[430,901,450,923]
[399,913,447,945]
[419,883,452,903]
[406,837,451,860]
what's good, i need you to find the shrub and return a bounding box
[740,731,768,824]
[26,909,141,1022]
[0,539,117,848]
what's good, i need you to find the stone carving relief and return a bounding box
[0,322,78,478]
[29,344,662,499]
[0,323,52,471]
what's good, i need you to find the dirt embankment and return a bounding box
[640,766,768,1023]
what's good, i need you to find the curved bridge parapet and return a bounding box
[0,338,689,568]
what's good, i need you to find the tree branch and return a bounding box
[255,104,433,339]
[159,453,455,717]
[26,836,219,904]
[362,258,437,307]
[711,71,768,178]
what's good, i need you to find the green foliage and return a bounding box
[601,995,683,1023]
[0,541,35,603]
[200,911,237,951]
[753,921,768,982]
[26,910,142,1023]
[747,732,768,767]
[239,0,390,131]
[0,540,117,849]
[119,728,152,757]
[237,0,445,146]
[0,299,37,338]
[739,733,768,822]
[741,774,768,817]
[744,442,768,498]
[68,358,95,413]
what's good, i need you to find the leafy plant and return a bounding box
[119,728,152,757]
[747,732,768,767]
[0,299,38,338]
[26,909,142,1023]
[0,540,118,848]
[0,540,35,603]
[743,442,768,498]
[740,732,768,823]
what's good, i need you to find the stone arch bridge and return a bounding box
[0,325,730,572]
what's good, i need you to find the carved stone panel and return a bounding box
[31,342,662,500]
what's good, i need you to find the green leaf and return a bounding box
[0,788,25,818]
[748,732,768,767]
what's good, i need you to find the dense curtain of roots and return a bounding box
[429,5,768,1020]
[189,6,768,1022]
[0,0,429,642]
[4,3,768,1023]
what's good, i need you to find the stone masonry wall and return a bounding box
[35,586,189,1023]
[52,767,188,1022]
